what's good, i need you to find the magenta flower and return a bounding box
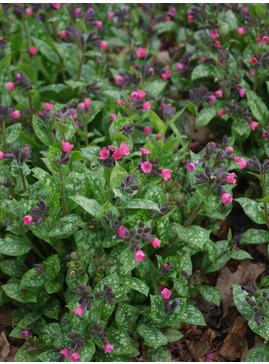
[227,173,237,184]
[205,353,214,361]
[162,263,168,268]
[25,8,33,16]
[130,90,146,99]
[0,151,5,159]
[99,147,109,160]
[151,238,161,248]
[239,157,248,169]
[112,151,122,160]
[209,29,220,38]
[104,343,115,354]
[237,88,247,97]
[214,89,223,98]
[117,225,128,238]
[99,41,107,50]
[136,48,147,58]
[140,148,151,155]
[233,156,240,163]
[62,141,74,153]
[221,193,233,205]
[161,169,172,181]
[161,69,171,80]
[141,162,152,173]
[250,57,257,66]
[142,102,151,111]
[214,41,220,47]
[52,3,61,9]
[60,348,71,359]
[108,11,115,20]
[143,126,151,134]
[262,35,269,44]
[250,121,259,131]
[209,95,216,104]
[115,75,123,84]
[69,351,80,362]
[12,110,20,119]
[84,98,91,108]
[218,110,224,117]
[20,329,30,337]
[200,56,206,62]
[22,215,33,225]
[168,8,176,16]
[116,99,122,104]
[73,306,84,318]
[157,134,162,140]
[96,21,102,28]
[74,8,82,14]
[187,15,194,23]
[119,142,130,156]
[6,82,15,91]
[161,288,172,300]
[236,27,246,37]
[135,249,146,262]
[29,47,37,55]
[226,146,234,153]
[110,114,118,122]
[44,103,53,111]
[257,36,261,42]
[176,63,184,71]
[60,30,67,39]
[249,69,255,76]
[241,7,248,14]
[108,146,117,152]
[186,162,197,172]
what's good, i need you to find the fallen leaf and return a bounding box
[0,331,10,358]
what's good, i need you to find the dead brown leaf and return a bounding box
[186,339,208,362]
[0,332,10,358]
[220,321,248,361]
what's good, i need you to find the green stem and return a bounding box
[84,117,88,146]
[59,169,68,216]
[253,69,259,93]
[115,197,120,207]
[22,233,46,261]
[261,173,269,230]
[2,120,9,153]
[106,167,112,202]
[51,21,67,81]
[19,165,27,193]
[136,173,147,198]
[184,200,204,228]
[23,20,30,49]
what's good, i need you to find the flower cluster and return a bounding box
[99,142,130,167]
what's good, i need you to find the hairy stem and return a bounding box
[106,167,112,202]
[59,169,68,216]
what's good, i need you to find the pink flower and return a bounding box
[157,134,162,140]
[233,156,240,163]
[168,8,176,16]
[25,8,33,16]
[236,27,246,37]
[115,75,123,84]
[226,146,234,153]
[151,238,161,248]
[44,103,53,111]
[69,351,80,362]
[140,148,151,155]
[161,69,171,80]
[73,114,78,120]
[84,98,91,108]
[119,142,130,156]
[60,348,71,358]
[263,132,269,138]
[227,173,237,184]
[161,169,172,181]
[75,123,79,129]
[130,90,146,99]
[110,114,118,122]
[165,16,171,22]
[74,8,81,14]
[96,21,102,28]
[250,121,259,131]
[0,151,4,159]
[20,329,30,337]
[24,146,30,151]
[200,56,206,62]
[142,102,151,111]
[161,288,172,300]
[108,11,115,20]
[237,88,247,97]
[149,67,155,75]
[141,162,152,173]
[186,162,197,172]
[6,82,15,91]
[104,343,115,354]
[205,354,214,361]
[249,69,255,76]
[62,141,74,153]
[52,3,61,9]
[221,192,233,205]
[176,63,184,71]
[78,102,85,110]
[257,36,261,42]
[135,249,146,262]
[262,35,269,45]
[112,151,122,160]
[214,41,220,47]
[99,41,107,50]
[218,110,224,117]
[99,147,109,160]
[136,48,147,58]
[209,95,216,104]
[143,126,151,134]
[29,47,37,55]
[250,57,257,66]
[187,15,194,23]
[22,216,33,225]
[108,146,117,152]
[116,99,122,104]
[73,306,84,318]
[241,7,248,14]
[239,157,247,169]
[214,89,223,98]
[162,263,168,268]
[210,29,220,38]
[60,30,67,39]
[117,225,128,238]
[12,110,20,119]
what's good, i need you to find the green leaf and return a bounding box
[120,248,139,274]
[240,229,269,245]
[46,255,61,279]
[236,198,266,225]
[42,297,60,319]
[144,80,167,96]
[69,196,102,219]
[0,234,31,256]
[86,169,105,203]
[120,199,161,212]
[255,4,266,19]
[232,285,253,320]
[191,64,220,81]
[1,283,37,303]
[249,316,269,341]
[32,115,52,146]
[201,240,230,273]
[147,346,172,362]
[198,285,221,306]
[196,105,216,126]
[5,123,22,143]
[245,344,269,362]
[38,351,59,362]
[124,277,149,296]
[56,121,69,134]
[246,90,268,126]
[258,194,269,203]
[49,214,83,238]
[20,267,46,288]
[137,324,167,349]
[229,249,253,260]
[115,303,139,332]
[45,280,61,294]
[0,259,23,277]
[163,328,184,342]
[181,304,206,326]
[105,328,132,355]
[32,37,59,64]
[149,110,166,134]
[177,225,210,250]
[32,167,59,195]
[79,341,95,362]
